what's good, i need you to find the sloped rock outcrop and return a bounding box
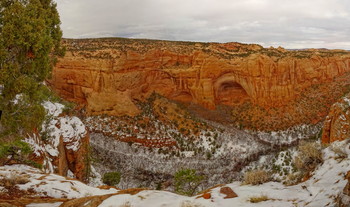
[49,38,350,117]
[25,102,90,182]
[322,93,350,143]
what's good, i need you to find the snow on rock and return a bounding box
[40,101,86,155]
[97,140,350,207]
[24,101,87,174]
[0,165,117,199]
[256,123,322,145]
[45,116,86,153]
[12,94,23,105]
[0,140,349,206]
[42,101,64,117]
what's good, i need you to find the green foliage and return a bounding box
[0,0,64,137]
[174,168,205,196]
[0,140,32,163]
[102,171,121,186]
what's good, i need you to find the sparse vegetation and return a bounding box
[243,170,270,185]
[284,172,304,186]
[294,141,323,172]
[0,140,32,165]
[248,195,270,203]
[103,171,121,186]
[230,72,350,132]
[0,173,30,188]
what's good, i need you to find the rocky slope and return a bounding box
[49,38,350,124]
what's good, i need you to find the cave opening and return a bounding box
[216,81,250,106]
[171,91,193,103]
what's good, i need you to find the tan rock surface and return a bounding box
[50,38,350,116]
[322,93,350,143]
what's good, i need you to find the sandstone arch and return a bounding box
[214,74,250,106]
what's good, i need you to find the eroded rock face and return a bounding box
[25,102,90,182]
[50,38,350,116]
[322,93,350,143]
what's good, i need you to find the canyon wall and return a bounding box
[50,38,350,116]
[322,92,350,143]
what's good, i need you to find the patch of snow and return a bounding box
[343,97,350,107]
[256,123,322,145]
[88,165,104,187]
[26,202,63,207]
[0,165,117,199]
[24,134,45,157]
[182,151,194,158]
[67,170,75,179]
[42,101,64,117]
[12,94,23,105]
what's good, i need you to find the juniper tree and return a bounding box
[0,0,64,138]
[174,168,205,196]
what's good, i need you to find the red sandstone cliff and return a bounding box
[322,93,350,143]
[49,38,350,117]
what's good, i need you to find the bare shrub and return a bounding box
[249,195,269,203]
[283,172,304,186]
[243,170,270,185]
[0,173,30,188]
[294,141,323,172]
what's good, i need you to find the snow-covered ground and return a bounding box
[98,139,350,207]
[0,139,349,206]
[0,165,117,199]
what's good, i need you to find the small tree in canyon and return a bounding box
[174,168,205,196]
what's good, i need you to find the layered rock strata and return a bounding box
[50,38,350,116]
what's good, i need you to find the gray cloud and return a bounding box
[55,0,350,49]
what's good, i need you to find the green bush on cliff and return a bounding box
[0,140,32,164]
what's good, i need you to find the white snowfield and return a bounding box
[0,140,349,207]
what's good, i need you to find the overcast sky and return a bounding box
[55,0,350,49]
